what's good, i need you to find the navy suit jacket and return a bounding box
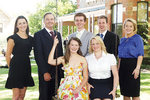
[34,28,63,79]
[97,30,120,57]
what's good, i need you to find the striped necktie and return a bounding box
[50,31,54,39]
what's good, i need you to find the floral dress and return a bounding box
[57,63,89,100]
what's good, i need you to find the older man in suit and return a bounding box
[97,15,120,57]
[34,12,63,100]
[68,13,94,56]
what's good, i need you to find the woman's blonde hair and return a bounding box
[123,18,137,33]
[89,36,107,54]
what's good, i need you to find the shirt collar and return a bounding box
[45,27,53,33]
[92,51,107,59]
[77,29,85,34]
[100,30,107,37]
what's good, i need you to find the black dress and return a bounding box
[5,34,35,89]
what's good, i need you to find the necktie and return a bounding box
[50,31,54,39]
[76,32,81,39]
[100,34,103,39]
[97,33,104,40]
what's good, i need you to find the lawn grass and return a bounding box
[0,61,149,100]
[141,73,150,94]
[0,64,39,100]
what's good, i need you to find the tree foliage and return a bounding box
[137,22,149,45]
[28,0,76,35]
[137,21,150,56]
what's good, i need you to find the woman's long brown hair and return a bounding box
[14,16,29,35]
[64,37,82,64]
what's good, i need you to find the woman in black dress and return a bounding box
[5,16,34,100]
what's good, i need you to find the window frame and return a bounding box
[137,1,148,23]
[111,3,123,37]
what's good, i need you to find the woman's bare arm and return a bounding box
[48,36,64,66]
[5,39,14,67]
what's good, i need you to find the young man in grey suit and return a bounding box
[68,13,94,56]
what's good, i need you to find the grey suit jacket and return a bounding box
[68,30,94,56]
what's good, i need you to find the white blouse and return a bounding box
[86,52,117,79]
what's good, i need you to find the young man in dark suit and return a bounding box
[97,15,120,57]
[34,13,63,100]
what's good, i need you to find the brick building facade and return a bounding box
[58,0,150,39]
[104,0,150,37]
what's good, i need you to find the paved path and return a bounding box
[0,55,6,66]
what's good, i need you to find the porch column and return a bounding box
[58,20,63,35]
[91,14,94,33]
[88,15,91,32]
[68,26,70,35]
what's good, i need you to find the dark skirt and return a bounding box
[89,77,113,99]
[119,58,140,97]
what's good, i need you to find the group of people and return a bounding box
[5,12,144,100]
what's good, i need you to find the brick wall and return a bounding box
[76,0,150,38]
[105,0,150,37]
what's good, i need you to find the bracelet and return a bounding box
[113,86,118,89]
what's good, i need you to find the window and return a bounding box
[0,23,3,33]
[111,4,123,38]
[137,1,148,23]
[137,1,149,45]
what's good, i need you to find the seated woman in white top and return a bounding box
[86,36,119,100]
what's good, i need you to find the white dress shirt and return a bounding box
[76,29,85,39]
[86,51,117,79]
[99,30,107,39]
[45,27,54,36]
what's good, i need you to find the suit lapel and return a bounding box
[43,28,53,41]
[54,30,58,37]
[74,32,77,37]
[103,31,109,42]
